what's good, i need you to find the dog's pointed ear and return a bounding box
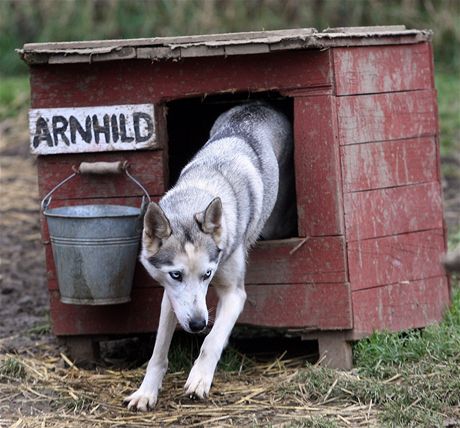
[195,197,223,243]
[143,202,172,253]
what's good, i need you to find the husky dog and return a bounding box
[125,102,295,411]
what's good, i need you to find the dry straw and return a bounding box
[0,343,380,428]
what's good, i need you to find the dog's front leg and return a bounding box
[185,249,247,398]
[124,291,177,411]
[184,284,246,398]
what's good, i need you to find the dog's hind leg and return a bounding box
[124,291,177,411]
[184,246,247,399]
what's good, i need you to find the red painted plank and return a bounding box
[347,229,446,291]
[50,281,352,335]
[294,95,344,236]
[333,43,433,95]
[44,248,57,287]
[50,287,163,335]
[37,151,166,200]
[352,276,450,334]
[337,90,437,145]
[344,182,443,241]
[30,50,331,108]
[341,137,437,193]
[246,237,346,284]
[238,282,352,329]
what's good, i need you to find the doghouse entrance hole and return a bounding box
[166,91,298,238]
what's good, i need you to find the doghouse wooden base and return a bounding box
[21,27,450,367]
[315,332,353,370]
[61,336,101,364]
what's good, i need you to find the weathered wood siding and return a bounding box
[36,41,448,337]
[341,137,438,192]
[30,51,331,106]
[246,238,347,284]
[347,230,446,290]
[334,42,449,335]
[337,90,437,145]
[50,280,353,335]
[344,182,444,241]
[293,95,344,237]
[37,151,166,200]
[352,276,449,333]
[38,49,351,334]
[333,43,433,95]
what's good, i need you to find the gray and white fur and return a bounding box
[125,102,294,411]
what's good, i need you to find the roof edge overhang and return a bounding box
[17,26,432,65]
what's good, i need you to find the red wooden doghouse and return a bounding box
[20,26,450,368]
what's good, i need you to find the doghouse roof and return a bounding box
[18,26,431,65]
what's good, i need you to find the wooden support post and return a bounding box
[63,336,101,364]
[316,332,353,370]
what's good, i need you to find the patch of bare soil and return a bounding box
[0,114,51,348]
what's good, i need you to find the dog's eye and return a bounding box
[169,271,183,282]
[203,270,212,280]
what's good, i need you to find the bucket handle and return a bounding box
[41,161,151,213]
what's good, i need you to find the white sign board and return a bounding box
[29,104,156,155]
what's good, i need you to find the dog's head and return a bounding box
[140,198,223,333]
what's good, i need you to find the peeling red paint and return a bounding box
[34,40,448,338]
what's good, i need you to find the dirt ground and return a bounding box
[0,115,50,347]
[0,108,459,427]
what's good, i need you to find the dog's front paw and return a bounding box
[124,388,158,411]
[184,364,213,399]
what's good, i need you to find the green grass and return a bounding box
[27,320,51,336]
[449,227,460,250]
[167,332,252,373]
[436,72,460,158]
[0,355,27,380]
[0,75,29,120]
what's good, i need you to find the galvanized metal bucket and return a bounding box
[41,161,150,305]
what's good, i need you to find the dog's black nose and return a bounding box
[189,319,206,333]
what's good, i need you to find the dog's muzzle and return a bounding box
[188,318,207,333]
